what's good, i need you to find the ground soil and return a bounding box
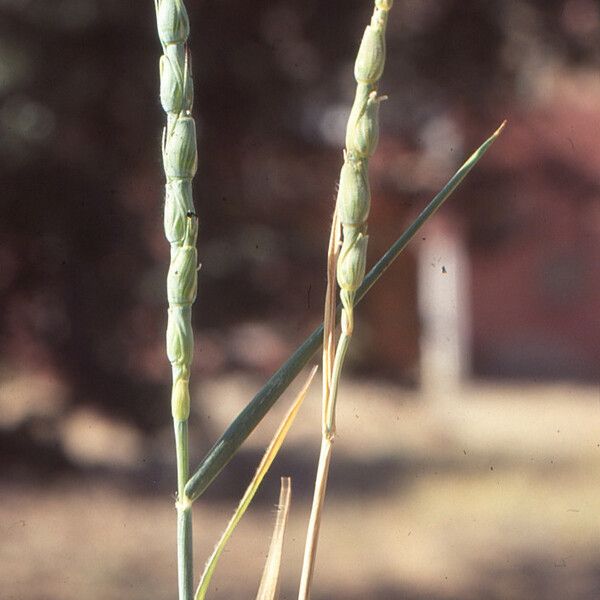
[1,377,599,599]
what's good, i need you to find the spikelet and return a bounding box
[345,89,384,159]
[336,230,368,294]
[156,0,190,45]
[336,156,371,226]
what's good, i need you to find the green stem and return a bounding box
[177,500,194,600]
[184,123,505,502]
[175,419,189,498]
[175,420,193,600]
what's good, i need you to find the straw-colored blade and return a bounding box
[322,207,341,428]
[194,366,318,600]
[255,477,292,600]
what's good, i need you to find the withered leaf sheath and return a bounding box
[336,0,392,332]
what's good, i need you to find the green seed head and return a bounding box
[337,157,371,226]
[163,116,197,179]
[346,90,382,158]
[160,55,183,114]
[337,230,369,292]
[354,24,386,84]
[157,0,190,46]
[166,306,194,367]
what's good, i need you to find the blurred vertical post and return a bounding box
[417,215,471,398]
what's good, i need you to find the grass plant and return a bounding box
[299,3,392,595]
[155,1,197,597]
[152,2,505,599]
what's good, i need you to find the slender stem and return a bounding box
[297,439,333,600]
[298,208,343,600]
[298,323,351,600]
[177,499,194,600]
[175,420,193,600]
[175,420,189,497]
[184,123,505,503]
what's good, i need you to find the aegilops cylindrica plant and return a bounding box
[298,3,394,598]
[155,0,197,598]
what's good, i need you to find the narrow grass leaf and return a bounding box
[194,366,318,600]
[185,122,506,503]
[255,477,292,600]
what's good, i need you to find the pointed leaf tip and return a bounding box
[494,120,507,137]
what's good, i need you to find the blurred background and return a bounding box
[0,0,599,598]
